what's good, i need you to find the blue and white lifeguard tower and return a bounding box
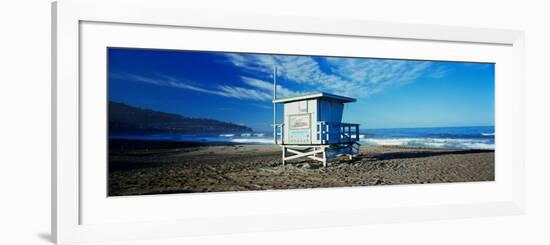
[272,69,361,167]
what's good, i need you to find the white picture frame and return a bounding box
[52,0,525,244]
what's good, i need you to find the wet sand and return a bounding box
[108,139,494,196]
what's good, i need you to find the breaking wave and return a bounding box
[231,138,274,144]
[360,137,494,150]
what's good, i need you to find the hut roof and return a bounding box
[272,92,356,104]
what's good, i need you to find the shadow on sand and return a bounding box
[369,149,494,161]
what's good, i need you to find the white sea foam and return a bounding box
[231,138,274,144]
[360,137,494,150]
[481,132,495,136]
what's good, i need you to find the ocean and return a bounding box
[359,126,494,150]
[110,126,495,150]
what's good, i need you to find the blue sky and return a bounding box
[108,48,494,131]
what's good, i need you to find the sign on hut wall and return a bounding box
[288,113,311,144]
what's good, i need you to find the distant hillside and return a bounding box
[109,101,252,134]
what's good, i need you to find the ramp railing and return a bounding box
[316,122,360,145]
[274,123,284,144]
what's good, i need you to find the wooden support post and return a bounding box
[282,145,286,168]
[322,147,327,167]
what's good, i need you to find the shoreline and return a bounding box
[109,138,495,151]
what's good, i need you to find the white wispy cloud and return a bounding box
[217,85,273,101]
[112,53,447,103]
[241,76,299,98]
[427,65,449,79]
[111,72,275,101]
[223,54,444,98]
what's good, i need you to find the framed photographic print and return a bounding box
[52,0,525,244]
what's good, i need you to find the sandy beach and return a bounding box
[108,139,494,196]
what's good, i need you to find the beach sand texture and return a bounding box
[108,140,494,196]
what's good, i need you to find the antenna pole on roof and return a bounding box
[273,66,277,100]
[273,66,277,144]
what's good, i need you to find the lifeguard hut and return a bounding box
[272,91,361,167]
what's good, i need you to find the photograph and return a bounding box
[107,48,495,196]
